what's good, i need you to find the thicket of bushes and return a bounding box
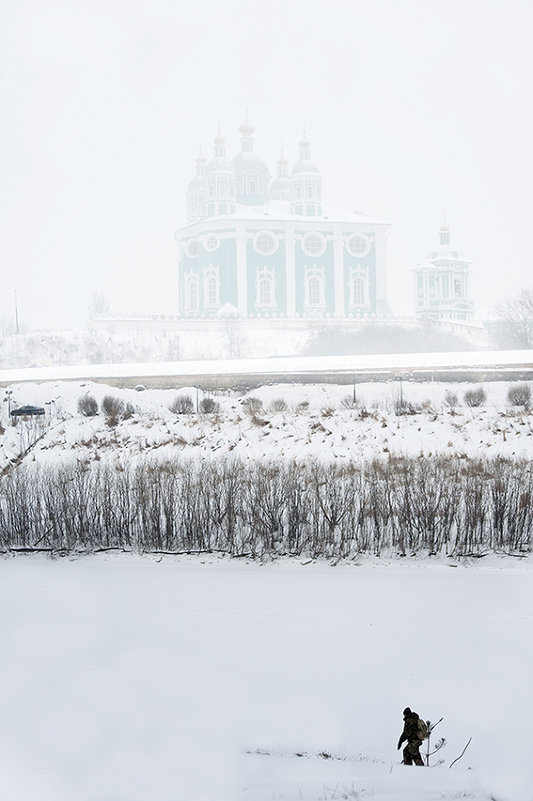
[1,456,531,558]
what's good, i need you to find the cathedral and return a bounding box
[175,118,390,320]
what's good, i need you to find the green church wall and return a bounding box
[294,241,334,316]
[246,236,287,315]
[178,236,237,315]
[342,236,376,315]
[177,224,385,319]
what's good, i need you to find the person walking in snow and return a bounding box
[397,707,425,766]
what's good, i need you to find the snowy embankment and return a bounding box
[2,378,533,469]
[2,378,533,555]
[0,555,531,801]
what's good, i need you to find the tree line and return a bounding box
[1,455,531,558]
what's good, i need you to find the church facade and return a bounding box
[414,225,474,321]
[175,119,390,320]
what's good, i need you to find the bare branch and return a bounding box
[449,737,472,768]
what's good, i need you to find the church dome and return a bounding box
[427,226,469,262]
[270,175,291,197]
[205,156,234,174]
[291,134,320,174]
[187,152,207,190]
[239,119,255,136]
[205,133,234,175]
[270,149,290,200]
[187,173,207,190]
[232,150,270,177]
[291,159,320,175]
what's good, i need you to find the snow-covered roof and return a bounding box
[176,201,387,234]
[426,244,471,264]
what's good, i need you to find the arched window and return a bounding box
[207,274,217,306]
[184,273,199,312]
[259,277,272,306]
[203,265,220,309]
[308,275,321,306]
[249,180,256,196]
[353,276,365,306]
[255,268,276,308]
[306,185,313,199]
[296,185,303,199]
[304,266,325,311]
[349,269,368,309]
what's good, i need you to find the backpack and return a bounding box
[417,718,429,741]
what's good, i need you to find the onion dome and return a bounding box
[270,148,291,200]
[206,131,234,175]
[187,148,207,190]
[291,132,320,174]
[277,149,289,170]
[232,116,270,188]
[238,119,256,137]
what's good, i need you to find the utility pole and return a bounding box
[14,290,19,334]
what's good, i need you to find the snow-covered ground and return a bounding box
[1,347,532,384]
[2,378,533,469]
[0,554,531,801]
[2,376,532,800]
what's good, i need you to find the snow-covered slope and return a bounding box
[2,379,533,470]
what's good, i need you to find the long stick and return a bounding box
[426,717,443,766]
[449,737,472,768]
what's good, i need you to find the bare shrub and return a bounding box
[170,395,194,414]
[199,397,220,414]
[464,387,486,408]
[102,394,125,425]
[123,402,136,420]
[250,414,268,427]
[2,455,533,557]
[444,391,458,409]
[321,406,336,417]
[394,399,420,416]
[295,400,310,415]
[507,383,531,408]
[341,395,358,410]
[270,398,288,413]
[242,396,263,415]
[77,394,98,417]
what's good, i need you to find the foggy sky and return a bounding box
[1,0,532,331]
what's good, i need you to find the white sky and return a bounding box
[1,0,532,330]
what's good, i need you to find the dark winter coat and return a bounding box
[398,710,421,747]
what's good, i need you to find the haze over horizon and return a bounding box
[1,0,531,331]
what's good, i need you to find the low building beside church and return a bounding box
[175,119,390,320]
